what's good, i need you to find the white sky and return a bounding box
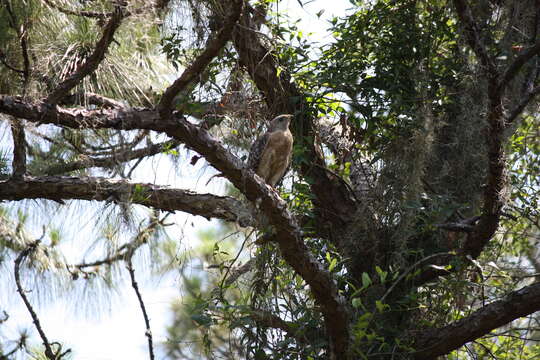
[2,1,353,359]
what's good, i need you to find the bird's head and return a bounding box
[269,114,293,131]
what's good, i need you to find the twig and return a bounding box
[380,252,454,304]
[126,258,155,360]
[43,139,180,175]
[14,240,56,360]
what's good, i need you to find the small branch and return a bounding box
[452,0,496,74]
[72,215,165,271]
[250,310,308,343]
[10,118,26,178]
[43,139,181,175]
[498,42,540,92]
[506,85,540,125]
[45,5,125,104]
[413,282,540,359]
[41,0,110,19]
[14,240,56,360]
[380,252,454,304]
[0,49,24,74]
[157,0,243,115]
[126,258,155,360]
[60,92,127,109]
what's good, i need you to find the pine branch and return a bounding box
[45,5,126,104]
[10,118,26,178]
[157,0,244,115]
[43,139,180,175]
[0,176,257,226]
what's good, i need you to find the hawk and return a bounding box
[248,114,294,187]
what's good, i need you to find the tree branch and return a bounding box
[452,0,497,74]
[413,282,540,359]
[0,176,257,226]
[60,92,127,109]
[506,85,540,125]
[250,310,308,344]
[10,118,26,178]
[0,95,350,358]
[157,0,243,115]
[41,0,110,19]
[498,42,540,92]
[43,139,180,175]
[14,240,56,360]
[126,258,155,360]
[45,5,125,104]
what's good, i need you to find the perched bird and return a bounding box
[248,114,294,187]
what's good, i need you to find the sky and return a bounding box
[2,1,353,359]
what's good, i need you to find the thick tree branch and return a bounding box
[0,176,256,226]
[452,0,497,74]
[10,118,26,178]
[45,6,125,104]
[157,0,243,115]
[0,95,350,360]
[413,282,540,359]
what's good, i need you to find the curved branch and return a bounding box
[498,42,540,92]
[14,240,56,360]
[157,0,243,115]
[413,282,540,359]
[506,85,540,125]
[45,6,125,104]
[0,176,257,226]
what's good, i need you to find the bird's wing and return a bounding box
[247,131,270,171]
